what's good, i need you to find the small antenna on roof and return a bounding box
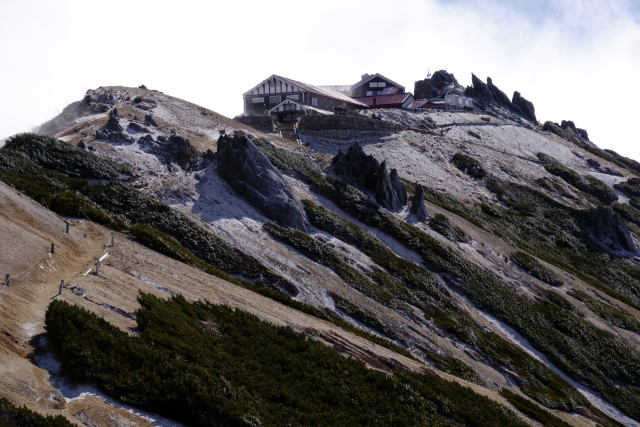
[427,68,432,78]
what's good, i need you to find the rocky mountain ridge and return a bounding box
[1,83,640,426]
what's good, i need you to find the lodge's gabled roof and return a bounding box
[244,75,367,107]
[351,73,405,92]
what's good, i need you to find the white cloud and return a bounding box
[0,0,639,159]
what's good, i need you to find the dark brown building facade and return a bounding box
[243,75,366,120]
[350,73,405,98]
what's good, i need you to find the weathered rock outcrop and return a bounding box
[332,143,407,211]
[144,114,158,127]
[465,74,537,123]
[561,120,591,146]
[375,163,407,211]
[153,135,200,170]
[512,91,537,123]
[409,184,429,222]
[126,122,149,133]
[414,70,464,99]
[543,120,594,148]
[217,133,308,230]
[465,74,495,107]
[95,108,133,143]
[579,206,638,257]
[487,77,512,108]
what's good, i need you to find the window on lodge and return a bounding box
[269,96,280,104]
[311,97,318,106]
[369,81,387,88]
[251,97,264,103]
[284,104,296,111]
[286,94,300,101]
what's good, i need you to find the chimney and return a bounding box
[362,73,371,80]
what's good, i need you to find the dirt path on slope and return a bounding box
[0,181,160,426]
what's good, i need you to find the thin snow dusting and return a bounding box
[313,193,424,266]
[454,292,639,426]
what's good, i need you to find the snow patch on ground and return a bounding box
[32,335,183,426]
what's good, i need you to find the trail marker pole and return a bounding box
[50,243,55,255]
[57,280,64,297]
[95,259,101,276]
[3,274,9,288]
[110,233,115,247]
[65,222,70,234]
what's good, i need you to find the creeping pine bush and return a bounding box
[537,153,617,204]
[429,213,471,242]
[46,295,525,427]
[450,153,487,179]
[510,251,564,287]
[568,290,640,334]
[614,177,640,198]
[0,398,72,427]
[257,137,639,419]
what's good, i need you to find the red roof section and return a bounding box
[353,93,414,108]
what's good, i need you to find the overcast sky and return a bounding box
[1,0,639,158]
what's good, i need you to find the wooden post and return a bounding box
[50,243,55,255]
[3,274,9,287]
[65,222,70,234]
[110,233,115,247]
[95,259,101,276]
[58,280,64,297]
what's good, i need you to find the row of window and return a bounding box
[369,81,387,88]
[251,94,300,104]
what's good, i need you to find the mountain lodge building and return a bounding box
[242,73,415,122]
[243,75,367,122]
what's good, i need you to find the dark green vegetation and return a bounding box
[421,350,484,385]
[499,390,570,427]
[450,153,487,179]
[331,294,398,340]
[0,398,71,427]
[537,153,617,204]
[568,289,640,334]
[0,134,295,297]
[251,139,639,419]
[614,177,640,198]
[82,182,296,295]
[485,178,640,309]
[46,295,525,427]
[403,179,486,228]
[604,149,640,175]
[0,134,425,362]
[302,199,442,300]
[4,133,131,180]
[264,222,403,306]
[429,213,470,242]
[612,202,640,235]
[303,200,581,405]
[535,177,575,200]
[510,251,564,287]
[302,195,584,412]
